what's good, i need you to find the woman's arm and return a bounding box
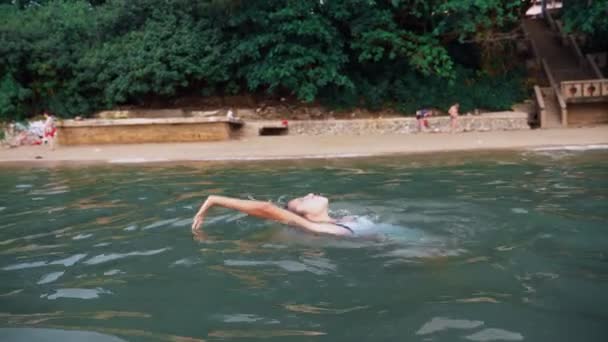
[192,195,317,234]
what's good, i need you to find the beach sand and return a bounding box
[1,126,607,165]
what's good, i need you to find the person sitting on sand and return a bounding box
[448,103,459,132]
[192,194,355,239]
[415,108,432,132]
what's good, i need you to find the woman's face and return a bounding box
[287,193,329,218]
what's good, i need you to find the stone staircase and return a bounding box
[523,18,595,82]
[539,87,562,128]
[524,17,598,128]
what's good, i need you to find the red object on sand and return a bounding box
[282,119,288,126]
[45,127,57,138]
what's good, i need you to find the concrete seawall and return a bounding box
[51,111,530,145]
[240,112,530,137]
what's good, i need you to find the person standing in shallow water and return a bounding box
[191,194,355,240]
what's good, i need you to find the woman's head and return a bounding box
[286,193,331,222]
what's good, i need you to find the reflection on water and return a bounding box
[417,317,484,335]
[1,150,608,341]
[465,328,524,341]
[0,328,128,342]
[207,329,326,338]
[2,254,87,271]
[83,248,170,265]
[282,303,369,315]
[42,288,111,300]
[37,271,64,285]
[224,256,337,275]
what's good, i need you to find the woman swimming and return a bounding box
[191,194,355,239]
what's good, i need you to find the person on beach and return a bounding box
[415,109,432,132]
[191,194,356,239]
[448,103,459,132]
[42,112,57,149]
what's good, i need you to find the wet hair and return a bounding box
[284,202,306,217]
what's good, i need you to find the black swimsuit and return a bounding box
[333,222,355,235]
[283,205,355,235]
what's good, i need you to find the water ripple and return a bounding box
[0,328,127,342]
[465,328,524,341]
[42,288,111,300]
[2,253,87,271]
[83,248,170,265]
[224,257,336,275]
[37,271,65,285]
[417,317,484,335]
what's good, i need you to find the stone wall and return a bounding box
[54,112,530,145]
[567,103,608,127]
[57,118,242,145]
[97,109,228,119]
[241,112,530,137]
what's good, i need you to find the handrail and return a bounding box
[534,85,546,110]
[587,54,604,78]
[533,85,546,127]
[560,78,608,84]
[541,57,568,127]
[541,58,568,126]
[520,21,528,37]
[555,20,568,45]
[568,35,586,66]
[541,59,567,110]
[545,10,557,31]
[547,12,585,66]
[528,38,542,68]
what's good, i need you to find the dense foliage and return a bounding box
[0,0,528,120]
[562,0,608,52]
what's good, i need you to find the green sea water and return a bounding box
[1,150,607,342]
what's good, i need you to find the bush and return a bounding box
[0,74,31,121]
[321,65,527,114]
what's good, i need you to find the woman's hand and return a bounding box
[191,196,214,235]
[192,228,209,242]
[191,211,205,234]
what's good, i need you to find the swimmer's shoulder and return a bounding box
[306,221,353,236]
[338,215,357,223]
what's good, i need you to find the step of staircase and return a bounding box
[540,87,563,128]
[524,18,596,82]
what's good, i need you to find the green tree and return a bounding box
[221,1,352,101]
[0,0,528,121]
[562,0,608,35]
[562,0,608,51]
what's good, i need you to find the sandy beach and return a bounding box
[1,126,607,165]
